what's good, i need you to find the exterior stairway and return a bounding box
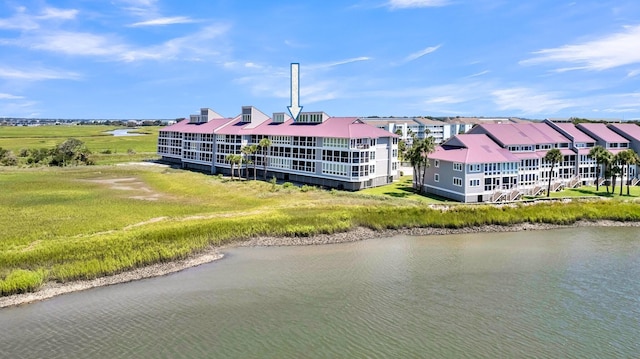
[531,186,544,196]
[567,176,581,188]
[551,182,564,192]
[508,189,523,201]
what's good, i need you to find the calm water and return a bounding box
[1,227,639,358]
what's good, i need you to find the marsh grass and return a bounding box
[0,125,162,165]
[2,163,640,296]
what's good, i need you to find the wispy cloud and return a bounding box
[0,93,24,100]
[310,57,372,69]
[491,88,575,114]
[2,24,230,62]
[0,6,78,30]
[116,0,160,18]
[387,0,451,9]
[39,7,79,20]
[467,70,490,78]
[404,45,441,63]
[129,16,198,27]
[522,25,640,71]
[120,24,230,61]
[0,66,81,81]
[627,69,640,78]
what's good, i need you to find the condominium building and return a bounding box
[158,107,399,190]
[424,121,640,202]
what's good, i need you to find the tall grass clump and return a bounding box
[0,269,46,295]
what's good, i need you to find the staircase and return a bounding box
[508,189,523,201]
[551,182,564,192]
[632,178,640,186]
[491,191,504,202]
[531,186,544,196]
[567,176,581,188]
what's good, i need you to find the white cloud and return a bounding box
[129,16,198,27]
[467,70,490,78]
[3,24,230,62]
[310,57,372,69]
[120,24,230,61]
[492,88,575,114]
[116,0,160,18]
[0,66,81,81]
[627,69,640,78]
[425,96,463,104]
[522,25,640,71]
[0,93,24,100]
[39,8,79,20]
[27,31,127,57]
[404,45,441,62]
[0,6,78,30]
[388,0,450,9]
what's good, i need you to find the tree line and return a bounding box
[0,138,94,167]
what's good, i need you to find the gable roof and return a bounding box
[160,118,234,134]
[470,122,570,146]
[576,123,629,144]
[432,134,520,163]
[553,123,597,143]
[214,116,397,139]
[609,123,640,141]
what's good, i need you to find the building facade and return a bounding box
[424,121,640,202]
[158,107,399,190]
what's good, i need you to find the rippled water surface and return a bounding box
[2,227,640,358]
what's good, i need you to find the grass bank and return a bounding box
[1,165,640,296]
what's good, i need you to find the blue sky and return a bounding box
[1,0,640,120]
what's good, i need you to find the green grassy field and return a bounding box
[0,125,161,164]
[2,163,640,296]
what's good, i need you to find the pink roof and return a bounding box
[512,152,543,160]
[559,149,575,156]
[473,122,570,146]
[609,123,640,141]
[432,134,520,163]
[217,116,397,139]
[554,123,596,143]
[160,118,234,134]
[577,123,629,144]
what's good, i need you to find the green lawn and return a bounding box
[359,176,453,203]
[551,184,640,199]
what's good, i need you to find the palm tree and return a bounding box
[589,145,607,191]
[225,154,242,180]
[241,146,253,180]
[544,148,562,197]
[611,159,621,195]
[615,152,626,196]
[407,137,435,194]
[601,151,614,193]
[248,144,259,180]
[628,150,639,195]
[258,138,271,180]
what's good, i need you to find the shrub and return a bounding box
[282,182,294,189]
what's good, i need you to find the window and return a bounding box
[468,164,481,172]
[453,163,463,171]
[434,173,439,182]
[469,179,480,187]
[434,160,440,168]
[453,177,462,186]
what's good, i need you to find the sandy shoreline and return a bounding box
[2,220,639,309]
